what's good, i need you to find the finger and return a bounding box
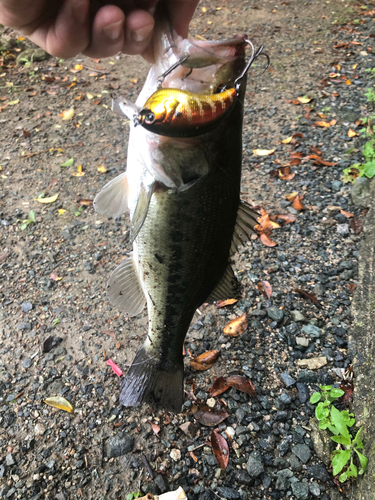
[83,4,126,58]
[167,0,200,38]
[24,0,91,59]
[122,9,155,56]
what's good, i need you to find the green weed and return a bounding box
[20,210,36,230]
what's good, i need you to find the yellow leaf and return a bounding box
[202,6,207,12]
[60,108,74,120]
[281,136,293,144]
[44,396,74,414]
[97,165,107,173]
[0,166,2,171]
[345,79,351,85]
[74,64,83,71]
[86,92,94,100]
[352,64,357,69]
[297,97,312,104]
[17,36,25,41]
[130,78,138,83]
[348,129,358,137]
[34,193,59,204]
[8,99,19,105]
[58,209,66,215]
[252,149,275,156]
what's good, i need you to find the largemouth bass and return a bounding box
[94,25,260,412]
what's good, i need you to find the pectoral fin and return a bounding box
[94,172,129,218]
[230,200,259,255]
[206,264,240,303]
[131,182,155,241]
[107,253,146,316]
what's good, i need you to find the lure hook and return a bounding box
[234,40,270,92]
[157,55,190,85]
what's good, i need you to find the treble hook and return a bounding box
[234,40,270,92]
[157,55,190,85]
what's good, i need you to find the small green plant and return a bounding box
[74,206,84,217]
[52,318,60,326]
[310,385,368,483]
[126,493,141,500]
[365,68,375,78]
[20,210,36,230]
[365,87,375,104]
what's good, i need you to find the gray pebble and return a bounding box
[291,481,309,500]
[21,302,33,312]
[301,324,322,338]
[246,455,264,477]
[292,444,311,464]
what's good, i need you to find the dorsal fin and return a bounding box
[107,253,146,316]
[206,264,240,303]
[94,172,129,219]
[230,200,259,255]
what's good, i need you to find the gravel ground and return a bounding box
[1,0,375,499]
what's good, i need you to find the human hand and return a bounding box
[0,0,199,60]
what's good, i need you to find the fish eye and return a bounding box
[145,111,155,124]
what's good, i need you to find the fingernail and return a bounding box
[131,24,153,43]
[103,20,123,41]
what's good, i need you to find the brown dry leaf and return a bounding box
[256,209,281,231]
[314,121,331,128]
[196,408,229,426]
[216,298,238,308]
[348,129,358,137]
[292,98,300,105]
[79,199,93,206]
[294,288,319,307]
[340,209,354,218]
[260,233,278,247]
[310,146,322,155]
[290,152,304,158]
[209,377,231,397]
[278,166,295,181]
[285,191,299,203]
[223,313,248,336]
[257,281,272,299]
[271,214,296,224]
[292,195,305,211]
[289,158,301,166]
[349,218,363,234]
[149,422,161,436]
[227,375,257,398]
[211,430,229,470]
[194,350,220,365]
[190,360,213,371]
[252,149,275,156]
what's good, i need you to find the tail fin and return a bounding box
[119,346,184,412]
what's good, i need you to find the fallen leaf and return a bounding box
[292,195,305,211]
[290,152,304,158]
[285,191,299,203]
[50,272,62,281]
[150,422,161,436]
[34,193,59,204]
[87,92,94,100]
[44,396,74,414]
[190,360,213,371]
[227,375,257,398]
[223,313,248,336]
[195,408,229,426]
[345,79,351,85]
[348,129,358,137]
[257,281,272,299]
[8,98,19,106]
[290,158,302,166]
[106,359,123,376]
[194,350,220,365]
[211,430,229,470]
[314,121,332,128]
[60,108,75,120]
[72,165,85,177]
[260,233,277,247]
[339,379,354,406]
[216,298,238,308]
[294,288,319,307]
[79,199,93,206]
[74,64,83,71]
[278,166,295,181]
[271,214,296,224]
[297,97,312,103]
[61,158,74,167]
[349,218,363,234]
[209,377,231,397]
[97,165,107,173]
[252,149,275,156]
[281,136,293,144]
[58,209,66,215]
[340,209,354,218]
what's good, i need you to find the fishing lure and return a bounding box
[136,42,267,138]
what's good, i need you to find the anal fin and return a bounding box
[206,264,240,303]
[94,172,129,219]
[107,253,146,316]
[230,200,259,255]
[120,345,184,412]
